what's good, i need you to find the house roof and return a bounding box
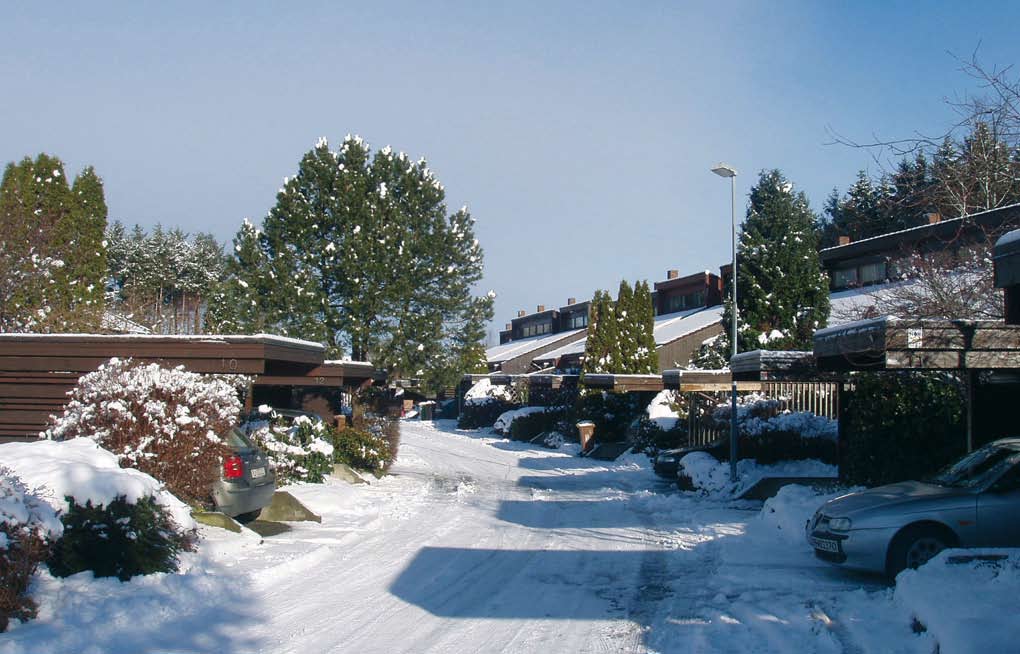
[533,305,724,364]
[484,329,585,364]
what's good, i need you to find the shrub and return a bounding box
[842,371,965,486]
[248,415,335,483]
[574,391,651,443]
[705,428,838,465]
[509,408,568,442]
[457,398,517,429]
[0,468,60,633]
[331,428,394,472]
[630,417,687,453]
[48,494,195,582]
[44,358,242,507]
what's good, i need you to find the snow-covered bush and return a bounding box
[508,407,568,442]
[247,413,335,483]
[43,358,242,507]
[707,393,838,464]
[463,378,515,406]
[0,467,61,633]
[48,494,195,582]
[457,398,516,430]
[331,428,393,473]
[574,390,648,443]
[677,452,838,498]
[493,406,552,436]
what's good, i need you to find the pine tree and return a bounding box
[581,290,611,375]
[725,170,830,351]
[614,280,634,372]
[211,136,491,392]
[66,166,108,329]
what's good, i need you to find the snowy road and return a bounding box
[5,420,916,654]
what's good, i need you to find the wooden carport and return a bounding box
[0,334,384,443]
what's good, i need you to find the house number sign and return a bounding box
[906,328,923,349]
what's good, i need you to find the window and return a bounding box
[568,313,587,329]
[832,267,858,289]
[665,290,706,314]
[831,262,886,289]
[522,321,551,338]
[860,262,887,285]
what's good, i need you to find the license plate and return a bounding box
[250,466,266,479]
[810,536,840,553]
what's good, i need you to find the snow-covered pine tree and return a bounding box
[213,136,491,393]
[632,280,658,373]
[65,166,109,329]
[614,280,634,372]
[581,290,614,375]
[724,169,830,352]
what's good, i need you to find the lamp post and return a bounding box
[711,163,739,482]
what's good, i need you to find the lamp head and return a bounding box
[711,164,737,178]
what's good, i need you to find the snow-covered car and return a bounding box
[211,426,277,522]
[807,437,1020,577]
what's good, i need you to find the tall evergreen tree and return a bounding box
[581,290,616,375]
[724,170,830,351]
[614,280,635,372]
[211,136,492,392]
[631,280,658,373]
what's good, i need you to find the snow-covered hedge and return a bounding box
[43,358,242,507]
[0,467,60,632]
[463,378,515,406]
[332,427,394,473]
[711,393,837,441]
[493,406,551,435]
[247,410,336,483]
[678,451,837,498]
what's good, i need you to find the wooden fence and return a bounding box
[685,381,842,448]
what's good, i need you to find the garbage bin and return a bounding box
[419,401,435,421]
[576,420,595,453]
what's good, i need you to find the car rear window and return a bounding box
[224,427,256,449]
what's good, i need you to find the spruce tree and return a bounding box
[67,166,108,329]
[724,169,830,352]
[613,280,634,372]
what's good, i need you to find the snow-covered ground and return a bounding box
[2,420,1014,653]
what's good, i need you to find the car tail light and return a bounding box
[223,455,244,479]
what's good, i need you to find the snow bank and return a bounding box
[1,439,195,530]
[678,452,837,498]
[492,406,550,434]
[463,378,514,406]
[894,550,1020,654]
[645,390,680,430]
[754,483,849,547]
[0,467,63,547]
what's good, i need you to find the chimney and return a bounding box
[927,212,942,224]
[505,323,511,331]
[517,310,526,318]
[537,305,545,313]
[667,269,679,280]
[567,297,576,305]
[838,235,851,246]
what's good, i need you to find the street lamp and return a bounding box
[711,163,739,482]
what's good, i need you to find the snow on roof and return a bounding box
[485,329,584,364]
[100,311,151,335]
[322,359,376,369]
[534,306,725,363]
[0,332,326,351]
[652,306,724,345]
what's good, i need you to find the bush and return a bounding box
[509,408,568,442]
[842,371,965,486]
[457,398,517,430]
[331,428,394,473]
[705,428,838,465]
[44,358,242,507]
[0,469,60,633]
[574,391,651,443]
[630,417,687,453]
[248,415,335,483]
[48,494,195,582]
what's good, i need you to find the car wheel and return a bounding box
[887,525,953,578]
[234,510,262,524]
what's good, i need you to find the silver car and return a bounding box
[211,426,277,522]
[807,438,1020,578]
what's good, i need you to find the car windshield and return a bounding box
[928,444,1020,489]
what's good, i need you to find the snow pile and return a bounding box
[894,550,1020,653]
[754,484,847,546]
[0,467,63,548]
[492,406,550,434]
[678,452,837,498]
[645,390,680,430]
[464,378,514,406]
[1,439,195,530]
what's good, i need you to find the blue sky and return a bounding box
[3,2,1020,343]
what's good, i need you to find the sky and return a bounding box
[4,2,1020,344]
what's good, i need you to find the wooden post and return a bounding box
[966,370,975,453]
